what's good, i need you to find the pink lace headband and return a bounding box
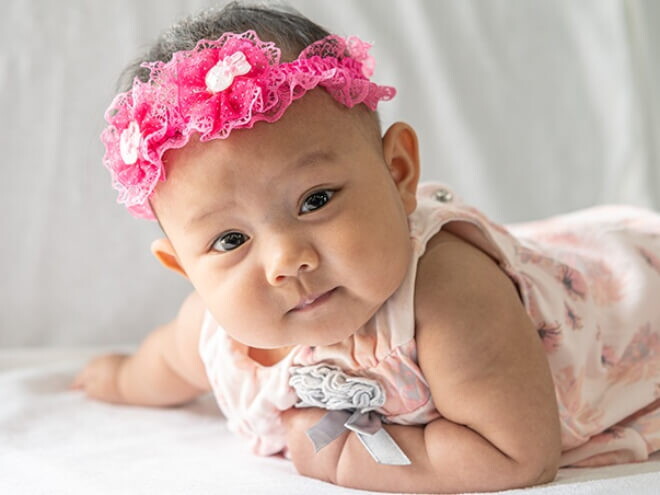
[101,30,396,220]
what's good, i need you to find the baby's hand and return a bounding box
[70,354,128,404]
[282,407,347,484]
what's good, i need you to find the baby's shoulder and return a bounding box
[413,229,538,385]
[414,229,521,326]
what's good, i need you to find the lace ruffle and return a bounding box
[101,31,396,219]
[289,364,386,412]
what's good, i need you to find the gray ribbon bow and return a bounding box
[289,364,411,466]
[306,409,411,465]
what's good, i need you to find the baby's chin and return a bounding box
[296,330,358,348]
[237,322,363,350]
[250,330,356,350]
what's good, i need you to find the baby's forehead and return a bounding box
[151,97,383,229]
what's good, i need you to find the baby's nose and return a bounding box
[264,234,319,286]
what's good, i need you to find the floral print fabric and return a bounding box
[414,184,660,466]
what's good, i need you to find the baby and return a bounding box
[72,3,660,493]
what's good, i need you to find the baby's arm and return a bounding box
[72,291,210,406]
[285,232,561,493]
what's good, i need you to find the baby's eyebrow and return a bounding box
[185,199,236,230]
[291,149,338,171]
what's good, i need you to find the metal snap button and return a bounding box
[433,188,453,202]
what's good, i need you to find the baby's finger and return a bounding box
[69,371,86,390]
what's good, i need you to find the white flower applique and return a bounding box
[289,364,385,412]
[205,51,252,93]
[119,120,141,165]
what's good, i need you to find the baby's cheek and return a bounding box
[353,205,410,281]
[357,234,411,300]
[200,268,270,341]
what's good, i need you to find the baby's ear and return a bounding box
[382,122,420,215]
[151,238,188,279]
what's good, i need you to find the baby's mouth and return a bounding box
[290,287,337,312]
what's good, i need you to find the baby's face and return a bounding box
[152,90,417,348]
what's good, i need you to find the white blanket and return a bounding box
[1,348,659,495]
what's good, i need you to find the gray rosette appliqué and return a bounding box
[288,364,411,466]
[289,364,385,412]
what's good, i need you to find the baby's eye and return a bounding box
[300,189,335,214]
[212,231,249,252]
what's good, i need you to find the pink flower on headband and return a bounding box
[346,36,375,77]
[101,31,396,220]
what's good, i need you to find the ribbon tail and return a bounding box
[355,429,411,466]
[344,410,411,466]
[305,410,352,452]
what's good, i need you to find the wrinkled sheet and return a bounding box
[1,348,659,495]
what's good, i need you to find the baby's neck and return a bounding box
[248,346,293,367]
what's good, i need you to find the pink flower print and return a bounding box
[394,360,424,403]
[619,399,660,452]
[601,345,617,367]
[555,264,588,301]
[554,366,605,435]
[515,246,536,264]
[555,366,582,414]
[576,405,606,435]
[608,323,660,384]
[583,259,623,305]
[516,272,545,328]
[538,321,562,352]
[515,245,553,268]
[632,415,660,453]
[593,426,626,442]
[638,246,660,275]
[568,427,639,467]
[369,342,432,416]
[564,303,583,330]
[539,231,584,247]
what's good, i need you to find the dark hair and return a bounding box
[119,1,382,138]
[119,2,332,92]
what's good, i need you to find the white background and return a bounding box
[1,0,658,346]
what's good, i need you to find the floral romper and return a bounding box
[199,182,660,467]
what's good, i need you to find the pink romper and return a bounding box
[199,182,660,467]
